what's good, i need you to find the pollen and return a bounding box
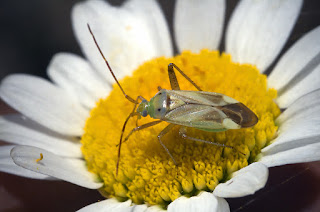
[81,50,280,206]
[36,153,43,163]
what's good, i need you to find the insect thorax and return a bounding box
[147,90,168,119]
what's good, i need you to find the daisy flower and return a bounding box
[1,0,320,211]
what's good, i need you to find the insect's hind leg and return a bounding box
[157,124,177,165]
[178,127,246,156]
[168,63,202,91]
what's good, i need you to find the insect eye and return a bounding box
[142,110,148,117]
[157,108,161,112]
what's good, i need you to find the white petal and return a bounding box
[226,0,303,72]
[268,26,320,91]
[174,0,225,53]
[214,162,268,198]
[11,145,103,189]
[0,145,52,179]
[0,74,88,136]
[77,199,132,212]
[168,191,230,212]
[48,53,111,109]
[72,0,172,82]
[259,142,320,167]
[276,89,320,124]
[275,63,320,108]
[123,0,172,57]
[0,114,82,158]
[145,205,165,212]
[78,199,157,212]
[78,199,148,212]
[262,92,320,155]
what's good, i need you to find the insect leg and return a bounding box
[117,120,162,175]
[167,63,180,90]
[168,63,202,91]
[179,127,245,155]
[117,95,145,175]
[87,24,138,104]
[157,124,177,165]
[122,120,163,144]
[119,96,145,144]
[119,96,146,145]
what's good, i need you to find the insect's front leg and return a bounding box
[117,95,145,175]
[135,96,147,127]
[135,116,140,127]
[119,95,146,145]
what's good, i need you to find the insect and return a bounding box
[87,24,258,174]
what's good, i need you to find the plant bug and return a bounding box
[87,24,258,174]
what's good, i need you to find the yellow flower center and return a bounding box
[81,50,280,206]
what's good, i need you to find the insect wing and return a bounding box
[166,90,239,107]
[163,104,230,130]
[164,90,257,130]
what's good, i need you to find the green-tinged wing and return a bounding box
[163,104,230,130]
[166,90,239,107]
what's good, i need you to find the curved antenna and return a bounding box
[87,24,137,104]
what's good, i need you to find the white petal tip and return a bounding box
[11,145,103,189]
[214,163,268,198]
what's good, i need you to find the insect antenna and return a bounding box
[87,24,137,104]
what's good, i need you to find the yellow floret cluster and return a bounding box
[81,50,280,206]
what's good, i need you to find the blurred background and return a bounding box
[0,0,319,211]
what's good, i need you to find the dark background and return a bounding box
[0,0,319,211]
